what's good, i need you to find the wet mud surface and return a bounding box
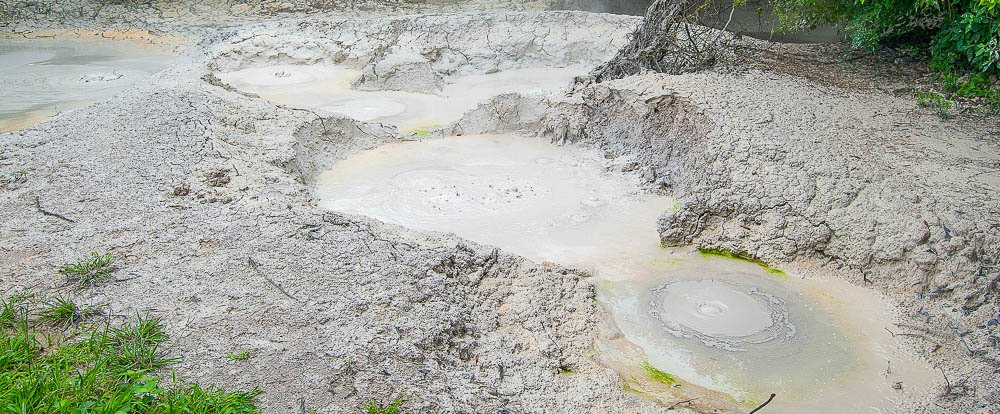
[0,4,997,413]
[0,38,176,132]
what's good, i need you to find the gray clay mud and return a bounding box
[314,132,937,413]
[0,38,176,132]
[218,65,583,132]
[1,4,997,414]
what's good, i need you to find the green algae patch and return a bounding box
[622,380,652,397]
[641,361,677,386]
[400,125,442,136]
[697,247,786,276]
[649,255,681,268]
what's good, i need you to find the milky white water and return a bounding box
[315,135,936,412]
[216,64,582,131]
[0,38,175,132]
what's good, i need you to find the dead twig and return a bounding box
[949,326,976,356]
[667,398,696,410]
[34,196,75,223]
[939,367,951,396]
[248,257,303,303]
[749,393,776,414]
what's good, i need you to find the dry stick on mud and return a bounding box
[666,398,696,410]
[34,196,75,222]
[247,256,302,303]
[939,367,952,396]
[749,393,776,413]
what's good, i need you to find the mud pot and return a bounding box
[312,133,935,412]
[2,5,997,414]
[0,38,176,132]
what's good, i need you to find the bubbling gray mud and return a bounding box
[0,38,175,132]
[650,278,795,351]
[316,133,936,412]
[217,64,583,131]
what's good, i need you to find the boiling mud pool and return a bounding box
[216,64,582,131]
[0,38,175,132]
[315,134,936,412]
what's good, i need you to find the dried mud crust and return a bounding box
[455,65,1000,411]
[0,0,575,39]
[0,7,997,414]
[0,12,674,414]
[203,12,638,91]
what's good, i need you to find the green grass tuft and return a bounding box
[640,361,677,386]
[60,252,117,287]
[916,90,954,118]
[38,298,84,328]
[697,247,786,276]
[229,349,252,361]
[365,399,405,414]
[0,297,261,413]
[0,297,28,330]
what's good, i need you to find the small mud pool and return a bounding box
[0,38,176,132]
[316,134,936,413]
[217,64,582,131]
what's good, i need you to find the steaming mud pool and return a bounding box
[0,38,175,132]
[315,134,937,413]
[214,60,938,413]
[217,64,582,132]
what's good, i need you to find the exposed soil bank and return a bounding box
[1,4,998,414]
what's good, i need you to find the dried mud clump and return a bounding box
[203,168,231,187]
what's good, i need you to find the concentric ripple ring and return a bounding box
[649,279,796,351]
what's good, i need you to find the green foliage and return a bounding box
[38,298,83,328]
[932,1,1000,72]
[364,399,406,414]
[768,0,1000,85]
[229,349,252,361]
[941,70,1000,111]
[0,296,29,330]
[916,90,955,117]
[0,297,261,413]
[59,252,116,287]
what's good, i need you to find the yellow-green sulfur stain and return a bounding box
[401,125,442,136]
[697,247,786,276]
[640,361,677,386]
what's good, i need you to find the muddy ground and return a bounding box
[1,1,998,413]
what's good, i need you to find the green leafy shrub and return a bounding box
[932,2,1000,73]
[767,0,999,111]
[768,0,999,71]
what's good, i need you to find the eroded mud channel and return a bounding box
[212,58,940,412]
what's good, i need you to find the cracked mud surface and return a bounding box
[1,2,998,413]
